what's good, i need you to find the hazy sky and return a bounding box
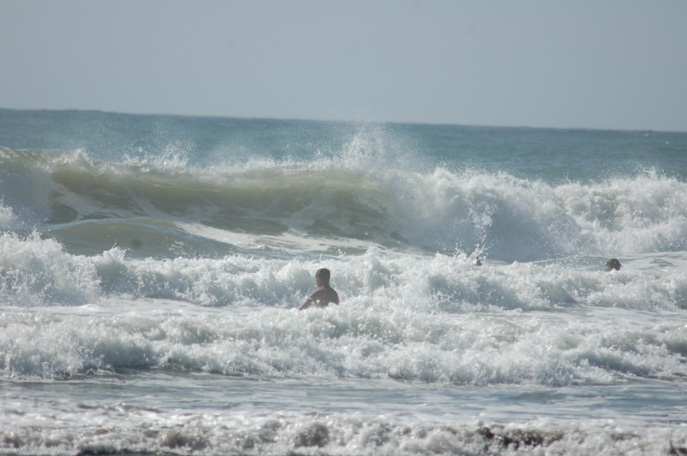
[2,0,686,131]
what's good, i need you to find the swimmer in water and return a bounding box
[606,258,622,271]
[299,268,339,310]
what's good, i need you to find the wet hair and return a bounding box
[606,258,622,271]
[316,268,331,283]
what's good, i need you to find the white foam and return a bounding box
[0,390,685,455]
[2,265,685,385]
[0,232,100,306]
[0,203,17,228]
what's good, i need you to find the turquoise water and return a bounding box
[4,110,687,180]
[1,109,686,455]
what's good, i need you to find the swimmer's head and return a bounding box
[316,268,331,284]
[605,258,622,271]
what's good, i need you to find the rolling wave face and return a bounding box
[2,146,686,261]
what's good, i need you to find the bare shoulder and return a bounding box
[327,287,339,305]
[311,287,339,307]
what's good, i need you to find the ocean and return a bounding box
[1,108,686,455]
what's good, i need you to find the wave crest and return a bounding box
[2,147,686,260]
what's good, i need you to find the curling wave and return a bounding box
[2,147,686,261]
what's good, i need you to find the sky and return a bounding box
[1,0,686,131]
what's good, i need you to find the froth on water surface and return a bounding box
[1,275,685,387]
[2,371,687,455]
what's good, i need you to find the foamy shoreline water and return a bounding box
[3,364,687,455]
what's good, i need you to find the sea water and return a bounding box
[1,109,686,455]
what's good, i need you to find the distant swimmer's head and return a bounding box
[316,268,331,285]
[605,258,622,271]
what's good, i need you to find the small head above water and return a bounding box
[606,258,622,271]
[316,268,331,286]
